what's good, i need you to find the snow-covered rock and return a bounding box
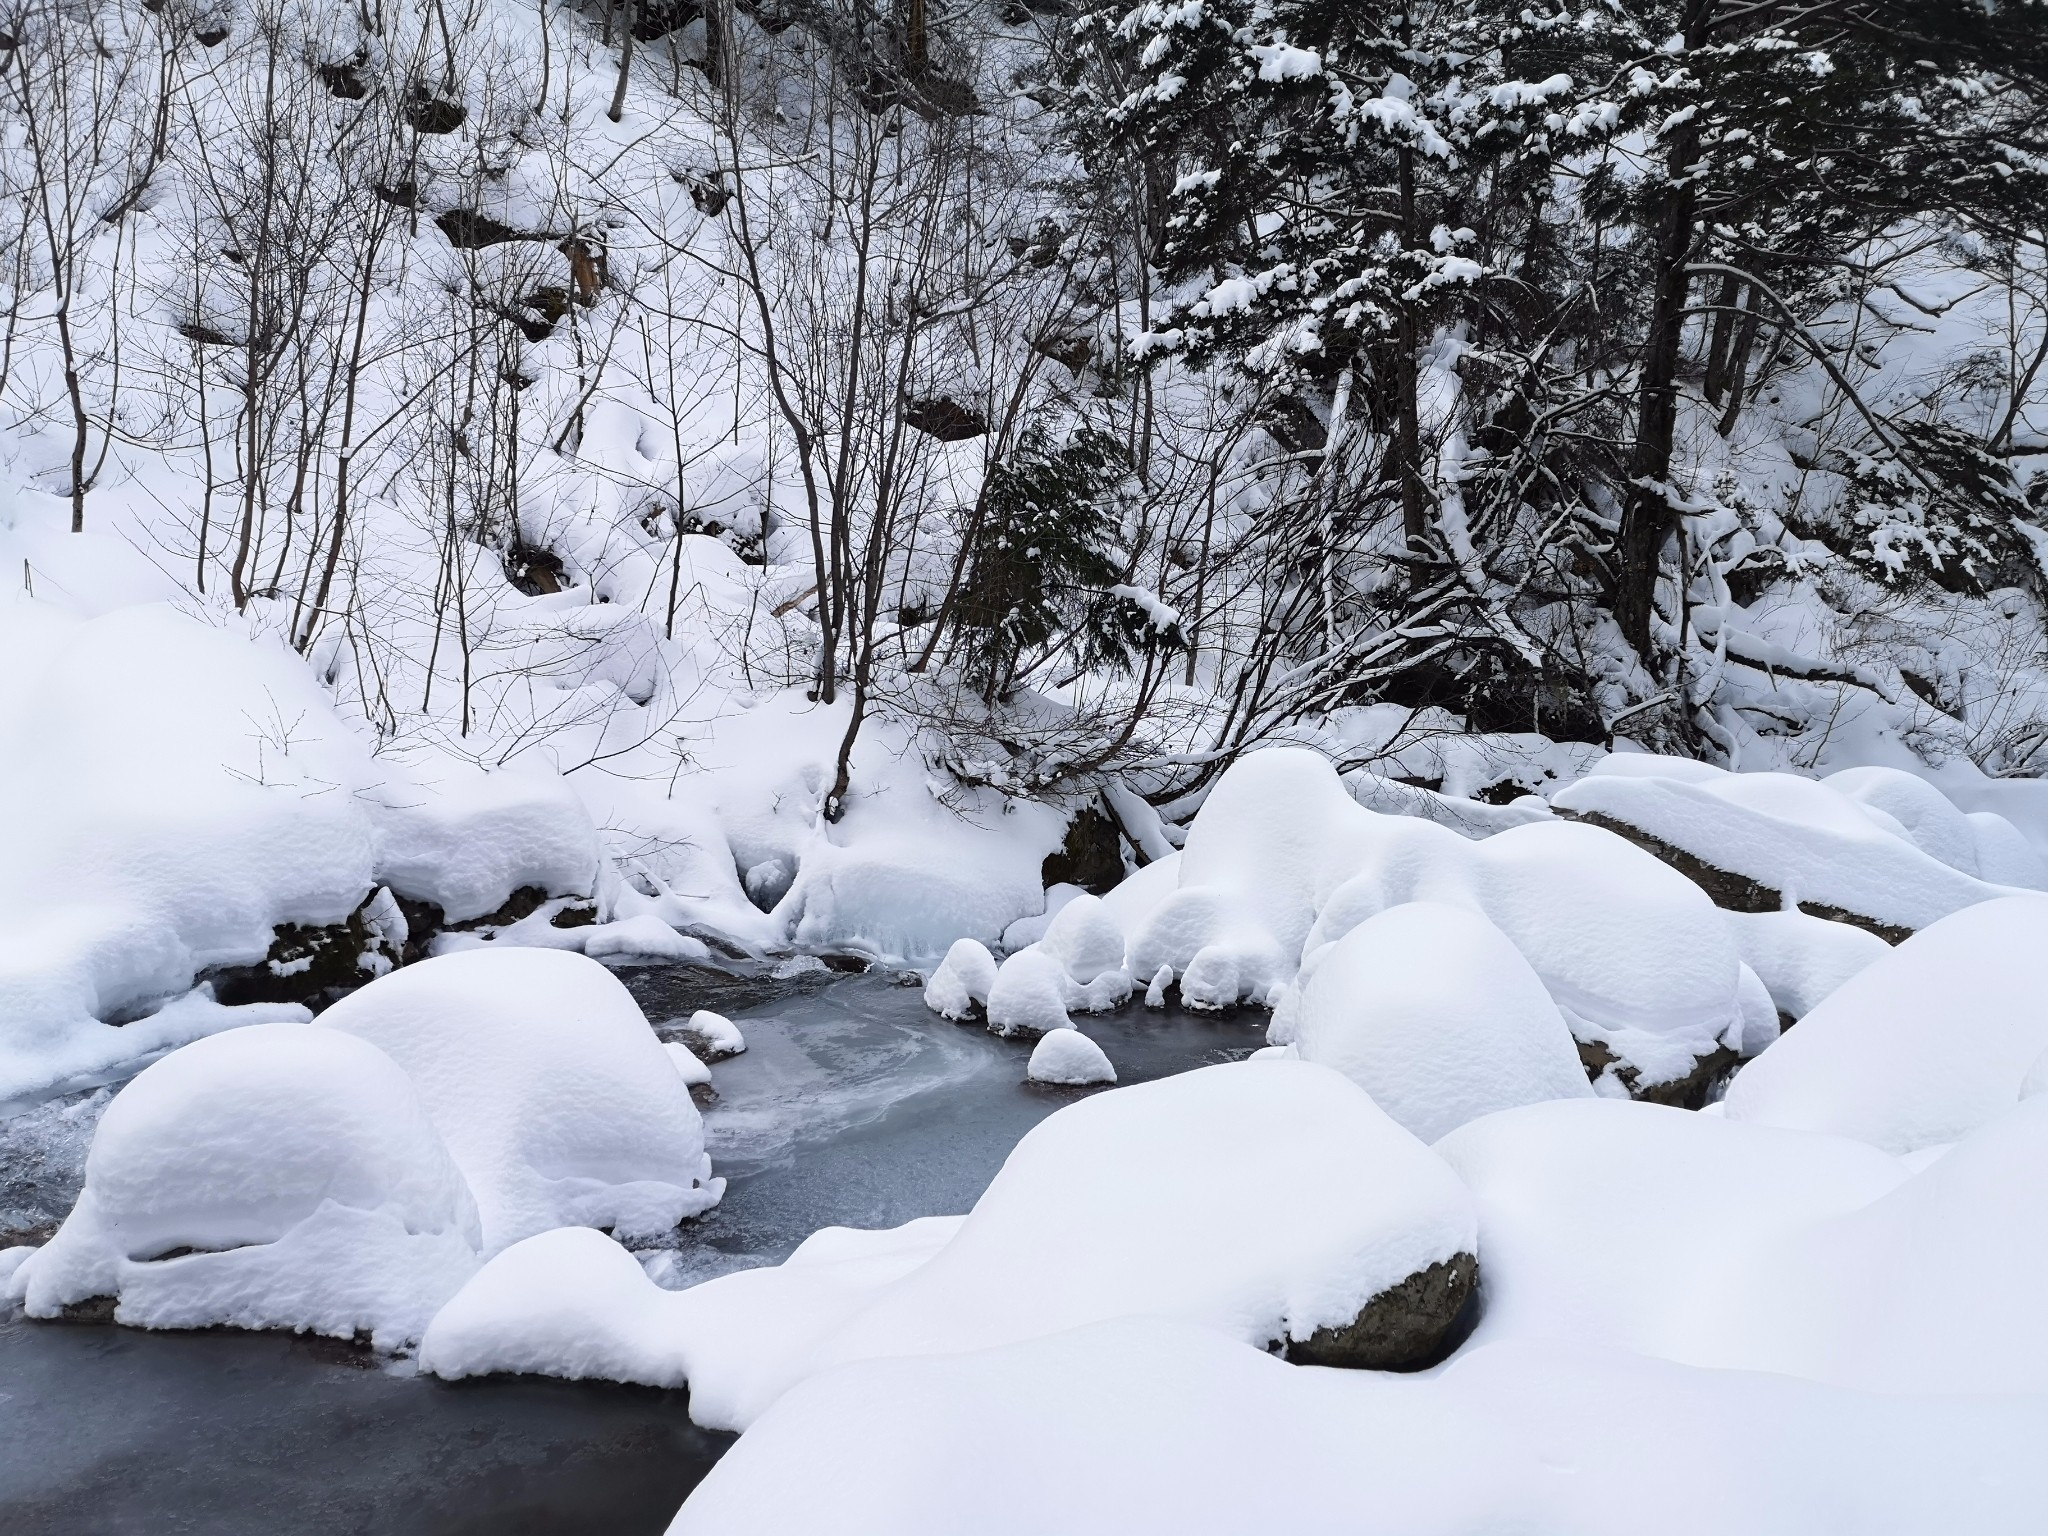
[1552,757,2021,937]
[1286,902,1593,1142]
[1026,1028,1115,1086]
[983,947,1074,1038]
[679,1009,746,1059]
[7,1023,479,1346]
[420,1225,687,1386]
[665,1041,712,1087]
[1036,893,1127,984]
[922,938,997,1020]
[1123,749,1755,1094]
[318,948,721,1253]
[1722,896,2048,1152]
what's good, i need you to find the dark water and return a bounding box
[0,966,1263,1535]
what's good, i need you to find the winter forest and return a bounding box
[3,0,2048,1530]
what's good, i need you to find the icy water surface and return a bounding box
[0,965,1263,1535]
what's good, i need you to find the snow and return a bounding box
[1284,902,1593,1142]
[662,1061,1475,1429]
[317,947,721,1253]
[1025,1028,1116,1087]
[6,1023,479,1347]
[580,914,713,962]
[1722,896,2048,1152]
[669,1317,2048,1536]
[1552,756,2024,934]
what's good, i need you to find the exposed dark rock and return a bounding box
[1040,802,1125,894]
[315,54,372,101]
[818,953,871,974]
[676,168,729,215]
[194,22,229,46]
[56,1295,119,1324]
[373,178,423,210]
[404,90,467,135]
[436,209,554,251]
[0,1220,58,1248]
[206,899,397,1009]
[503,542,567,595]
[1559,808,1912,944]
[902,395,987,442]
[1030,332,1094,373]
[1576,1037,1742,1110]
[1284,1253,1478,1371]
[177,320,237,347]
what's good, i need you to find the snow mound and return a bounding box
[668,1318,2048,1536]
[922,937,997,1020]
[668,1061,1476,1429]
[1552,757,2022,937]
[1026,1029,1116,1087]
[1825,765,2047,887]
[318,948,721,1252]
[419,1225,687,1387]
[1722,908,1889,1023]
[579,914,710,962]
[1285,902,1593,1143]
[7,1023,479,1346]
[1722,896,2048,1152]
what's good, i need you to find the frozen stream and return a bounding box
[0,965,1263,1535]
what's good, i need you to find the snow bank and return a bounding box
[667,1061,1475,1429]
[318,948,720,1252]
[1026,1028,1115,1086]
[0,604,618,1108]
[1285,902,1592,1142]
[419,1225,688,1386]
[1552,756,2021,935]
[1723,896,2048,1151]
[1036,894,1126,983]
[668,1317,2048,1536]
[7,1023,479,1346]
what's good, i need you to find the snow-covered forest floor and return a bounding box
[4,0,2048,1529]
